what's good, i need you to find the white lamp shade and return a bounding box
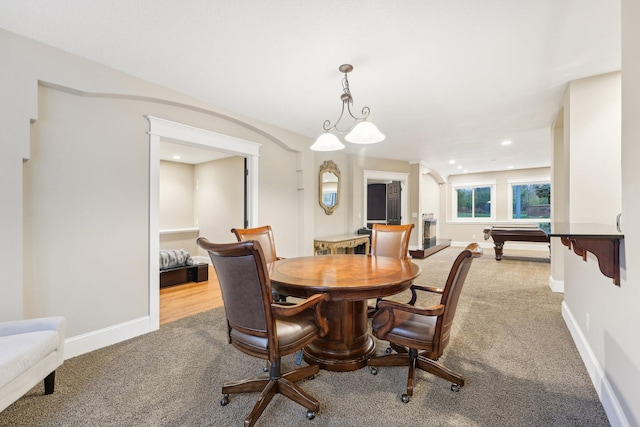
[345,121,385,144]
[310,132,345,151]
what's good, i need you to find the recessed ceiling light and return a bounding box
[501,140,512,146]
[449,159,455,164]
[457,165,462,169]
[507,165,514,169]
[172,155,181,160]
[463,169,468,173]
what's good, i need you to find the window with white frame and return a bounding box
[508,178,551,221]
[452,182,495,220]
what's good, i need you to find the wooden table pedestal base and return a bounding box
[302,300,376,372]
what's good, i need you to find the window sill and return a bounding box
[160,227,200,235]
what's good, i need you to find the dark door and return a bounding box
[386,181,401,225]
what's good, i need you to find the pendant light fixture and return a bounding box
[310,64,385,151]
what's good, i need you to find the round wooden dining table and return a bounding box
[268,254,421,372]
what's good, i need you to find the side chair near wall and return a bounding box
[197,238,329,427]
[231,225,287,302]
[368,223,415,317]
[367,243,483,403]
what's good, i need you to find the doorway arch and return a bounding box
[146,116,261,329]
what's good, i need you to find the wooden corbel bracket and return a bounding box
[559,237,621,286]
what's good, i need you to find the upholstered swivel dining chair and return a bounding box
[368,223,415,317]
[370,223,414,259]
[231,225,287,302]
[367,243,482,403]
[197,238,329,427]
[231,225,280,264]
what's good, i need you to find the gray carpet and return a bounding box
[0,247,610,426]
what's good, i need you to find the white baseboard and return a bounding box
[562,302,629,427]
[548,275,564,293]
[63,316,157,360]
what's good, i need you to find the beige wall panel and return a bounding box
[194,157,244,247]
[159,161,195,230]
[24,86,150,330]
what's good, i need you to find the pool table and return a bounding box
[483,226,550,260]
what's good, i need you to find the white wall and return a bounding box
[23,86,150,329]
[561,71,621,349]
[160,161,195,230]
[567,73,622,223]
[609,1,640,423]
[557,64,638,426]
[419,168,442,245]
[194,156,244,248]
[159,158,248,255]
[439,167,551,247]
[421,172,441,220]
[254,135,301,258]
[550,112,566,289]
[159,160,198,254]
[1,29,317,358]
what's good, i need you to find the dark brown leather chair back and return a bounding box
[231,225,278,264]
[203,239,272,339]
[433,244,480,356]
[196,237,328,425]
[371,224,414,259]
[368,243,482,402]
[231,225,287,302]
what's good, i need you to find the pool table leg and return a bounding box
[494,241,504,260]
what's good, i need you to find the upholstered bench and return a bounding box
[160,249,208,287]
[0,316,66,412]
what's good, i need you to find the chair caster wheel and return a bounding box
[306,410,316,420]
[308,374,316,380]
[220,394,229,406]
[385,347,393,353]
[451,384,461,392]
[401,394,410,403]
[369,367,378,375]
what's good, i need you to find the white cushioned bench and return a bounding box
[0,316,66,412]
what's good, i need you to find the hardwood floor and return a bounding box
[159,265,223,325]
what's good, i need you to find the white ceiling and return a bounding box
[0,1,620,176]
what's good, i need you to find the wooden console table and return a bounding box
[314,234,370,255]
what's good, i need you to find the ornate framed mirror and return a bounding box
[319,160,340,215]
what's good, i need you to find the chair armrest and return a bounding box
[272,293,329,337]
[374,300,443,339]
[272,293,328,317]
[378,300,445,317]
[407,284,444,305]
[411,284,444,294]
